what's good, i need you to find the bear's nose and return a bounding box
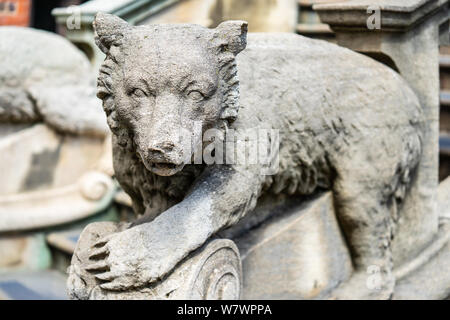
[148,141,175,154]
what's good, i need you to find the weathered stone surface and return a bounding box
[390,177,450,299]
[393,219,450,299]
[68,13,426,299]
[0,124,108,195]
[0,27,108,137]
[235,192,352,300]
[0,123,116,232]
[315,0,449,31]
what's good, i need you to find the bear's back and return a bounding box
[235,33,422,138]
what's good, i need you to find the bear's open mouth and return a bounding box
[154,163,178,170]
[149,162,184,176]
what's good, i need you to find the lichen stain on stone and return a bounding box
[20,138,63,191]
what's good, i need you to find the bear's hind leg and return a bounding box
[330,177,396,299]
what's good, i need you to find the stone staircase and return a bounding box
[440,46,450,180]
[0,270,68,300]
[0,229,82,300]
[297,0,336,40]
[0,206,122,300]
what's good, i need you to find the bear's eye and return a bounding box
[187,90,204,102]
[130,88,147,98]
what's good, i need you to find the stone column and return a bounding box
[315,0,449,267]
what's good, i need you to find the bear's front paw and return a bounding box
[84,225,168,291]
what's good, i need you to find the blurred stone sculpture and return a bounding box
[68,13,426,300]
[0,27,114,234]
[0,27,108,137]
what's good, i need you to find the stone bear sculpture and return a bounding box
[81,13,424,299]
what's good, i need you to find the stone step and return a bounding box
[441,91,450,107]
[46,229,82,255]
[0,270,68,300]
[46,229,83,274]
[441,55,450,69]
[441,55,450,94]
[298,0,343,8]
[440,133,450,156]
[296,23,333,35]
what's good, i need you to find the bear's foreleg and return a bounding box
[85,164,264,290]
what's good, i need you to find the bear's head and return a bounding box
[93,13,247,176]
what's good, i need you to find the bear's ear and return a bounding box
[93,12,129,54]
[213,20,248,56]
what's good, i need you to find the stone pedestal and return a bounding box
[315,0,449,268]
[68,186,450,300]
[68,192,353,300]
[393,177,450,299]
[0,125,116,232]
[67,222,242,300]
[234,192,352,300]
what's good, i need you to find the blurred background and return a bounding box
[0,0,448,299]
